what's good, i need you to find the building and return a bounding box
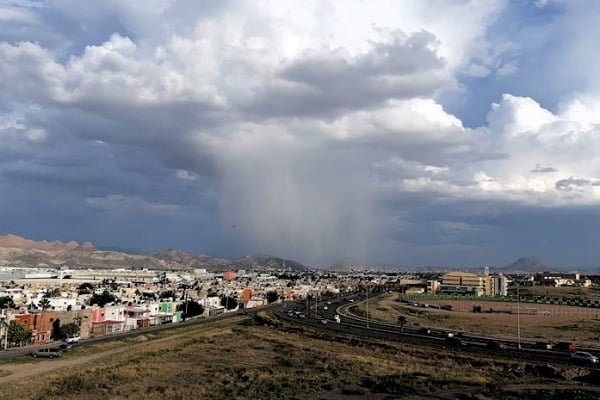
[440,272,492,296]
[492,274,508,296]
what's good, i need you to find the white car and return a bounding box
[570,351,599,364]
[65,335,81,344]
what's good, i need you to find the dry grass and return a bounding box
[0,312,597,400]
[354,292,600,345]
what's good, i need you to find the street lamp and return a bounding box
[517,281,521,349]
[366,281,370,329]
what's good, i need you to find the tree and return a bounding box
[220,296,238,310]
[176,300,205,320]
[89,291,117,307]
[160,290,175,300]
[39,297,51,311]
[60,322,80,338]
[7,321,32,347]
[398,316,407,332]
[0,296,15,309]
[78,282,94,295]
[266,290,279,304]
[51,318,62,340]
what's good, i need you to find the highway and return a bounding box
[278,293,600,368]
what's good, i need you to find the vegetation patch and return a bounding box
[0,310,597,400]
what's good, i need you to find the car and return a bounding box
[320,319,328,324]
[31,348,62,358]
[298,314,306,319]
[570,351,599,364]
[555,342,576,352]
[59,342,76,350]
[534,342,553,350]
[445,336,467,347]
[486,340,507,350]
[65,335,81,344]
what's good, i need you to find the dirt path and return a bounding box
[0,331,190,384]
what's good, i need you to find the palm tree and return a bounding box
[38,296,51,343]
[39,297,51,311]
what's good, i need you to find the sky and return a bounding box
[1,0,600,269]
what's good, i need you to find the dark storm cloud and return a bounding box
[247,31,449,118]
[531,164,558,173]
[555,177,598,191]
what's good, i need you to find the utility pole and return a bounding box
[366,281,370,329]
[517,281,521,349]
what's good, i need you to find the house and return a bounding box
[124,306,150,330]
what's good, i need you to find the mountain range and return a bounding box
[0,234,307,271]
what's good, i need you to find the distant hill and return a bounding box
[0,233,307,271]
[229,255,308,271]
[499,256,549,273]
[0,234,95,252]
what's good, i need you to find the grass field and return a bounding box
[352,292,600,346]
[0,311,598,399]
[518,286,600,301]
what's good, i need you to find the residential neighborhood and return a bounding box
[0,264,599,349]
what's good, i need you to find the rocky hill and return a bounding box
[0,234,306,271]
[0,234,95,252]
[500,256,549,273]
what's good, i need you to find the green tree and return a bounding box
[176,300,205,320]
[266,290,279,304]
[51,318,62,340]
[160,290,175,300]
[78,282,94,295]
[89,291,117,307]
[220,296,238,310]
[398,316,407,332]
[7,321,32,347]
[0,296,15,309]
[60,322,80,338]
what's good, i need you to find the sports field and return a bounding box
[360,292,600,346]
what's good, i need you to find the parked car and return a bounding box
[570,351,599,364]
[31,348,62,358]
[65,335,81,344]
[486,340,507,350]
[445,336,467,347]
